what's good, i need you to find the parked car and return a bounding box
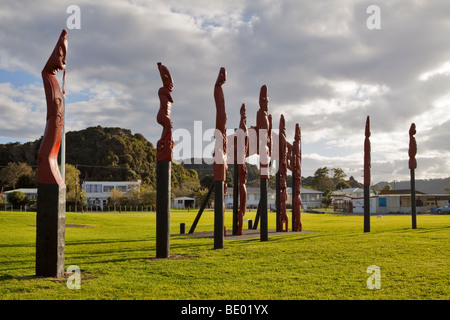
[437,205,450,214]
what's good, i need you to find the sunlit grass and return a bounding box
[0,210,448,300]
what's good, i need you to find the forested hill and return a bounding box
[0,126,198,189]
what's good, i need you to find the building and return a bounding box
[4,188,38,202]
[331,188,376,213]
[376,190,450,214]
[82,181,141,210]
[224,186,323,209]
[172,197,196,209]
[332,188,450,214]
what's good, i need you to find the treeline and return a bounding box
[0,126,200,199]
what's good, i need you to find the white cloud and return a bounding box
[0,0,450,183]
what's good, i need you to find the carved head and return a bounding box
[215,67,227,86]
[295,123,301,141]
[240,103,246,121]
[280,114,286,136]
[43,29,68,75]
[157,62,173,92]
[259,85,269,112]
[365,116,371,138]
[409,123,416,136]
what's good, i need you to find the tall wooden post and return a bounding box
[36,30,68,278]
[156,161,171,258]
[260,178,268,241]
[364,116,371,233]
[155,62,175,258]
[213,67,227,249]
[214,181,225,249]
[409,123,418,229]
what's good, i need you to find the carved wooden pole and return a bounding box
[156,62,174,258]
[279,115,288,232]
[36,29,68,278]
[236,103,248,235]
[409,123,417,229]
[293,124,302,231]
[364,116,371,233]
[213,67,227,249]
[257,85,269,241]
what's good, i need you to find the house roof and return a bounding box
[4,188,38,194]
[173,197,195,200]
[332,188,364,194]
[378,189,425,195]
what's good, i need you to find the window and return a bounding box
[85,184,102,193]
[178,200,183,204]
[116,186,127,193]
[103,185,114,192]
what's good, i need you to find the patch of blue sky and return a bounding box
[0,69,40,87]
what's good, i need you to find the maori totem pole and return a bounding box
[278,115,289,232]
[364,116,371,232]
[213,67,227,249]
[236,104,248,235]
[292,124,303,231]
[156,62,174,258]
[409,123,417,229]
[36,29,68,278]
[257,85,270,241]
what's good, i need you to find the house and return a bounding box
[331,188,376,213]
[172,197,196,209]
[4,188,38,204]
[82,181,141,210]
[331,188,450,214]
[224,186,323,209]
[376,190,450,214]
[4,188,38,200]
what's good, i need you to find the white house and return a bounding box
[82,181,141,210]
[172,197,196,209]
[4,188,38,202]
[224,186,323,209]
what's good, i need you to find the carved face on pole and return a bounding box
[259,85,269,112]
[280,114,286,137]
[240,103,246,125]
[43,29,68,75]
[158,62,173,92]
[365,116,371,138]
[216,67,227,86]
[295,123,301,142]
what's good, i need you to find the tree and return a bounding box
[381,184,392,191]
[7,190,27,208]
[332,168,347,186]
[0,162,34,190]
[65,164,86,210]
[312,167,333,192]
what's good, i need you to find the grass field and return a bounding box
[0,209,448,300]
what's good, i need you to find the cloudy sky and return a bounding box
[1,0,449,184]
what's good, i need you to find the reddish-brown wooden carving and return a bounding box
[38,29,68,185]
[408,123,417,170]
[213,67,228,181]
[256,85,270,178]
[364,116,371,187]
[237,103,248,235]
[292,123,302,231]
[279,115,289,232]
[156,62,175,162]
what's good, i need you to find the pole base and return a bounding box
[36,183,66,278]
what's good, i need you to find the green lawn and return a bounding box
[0,210,448,300]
